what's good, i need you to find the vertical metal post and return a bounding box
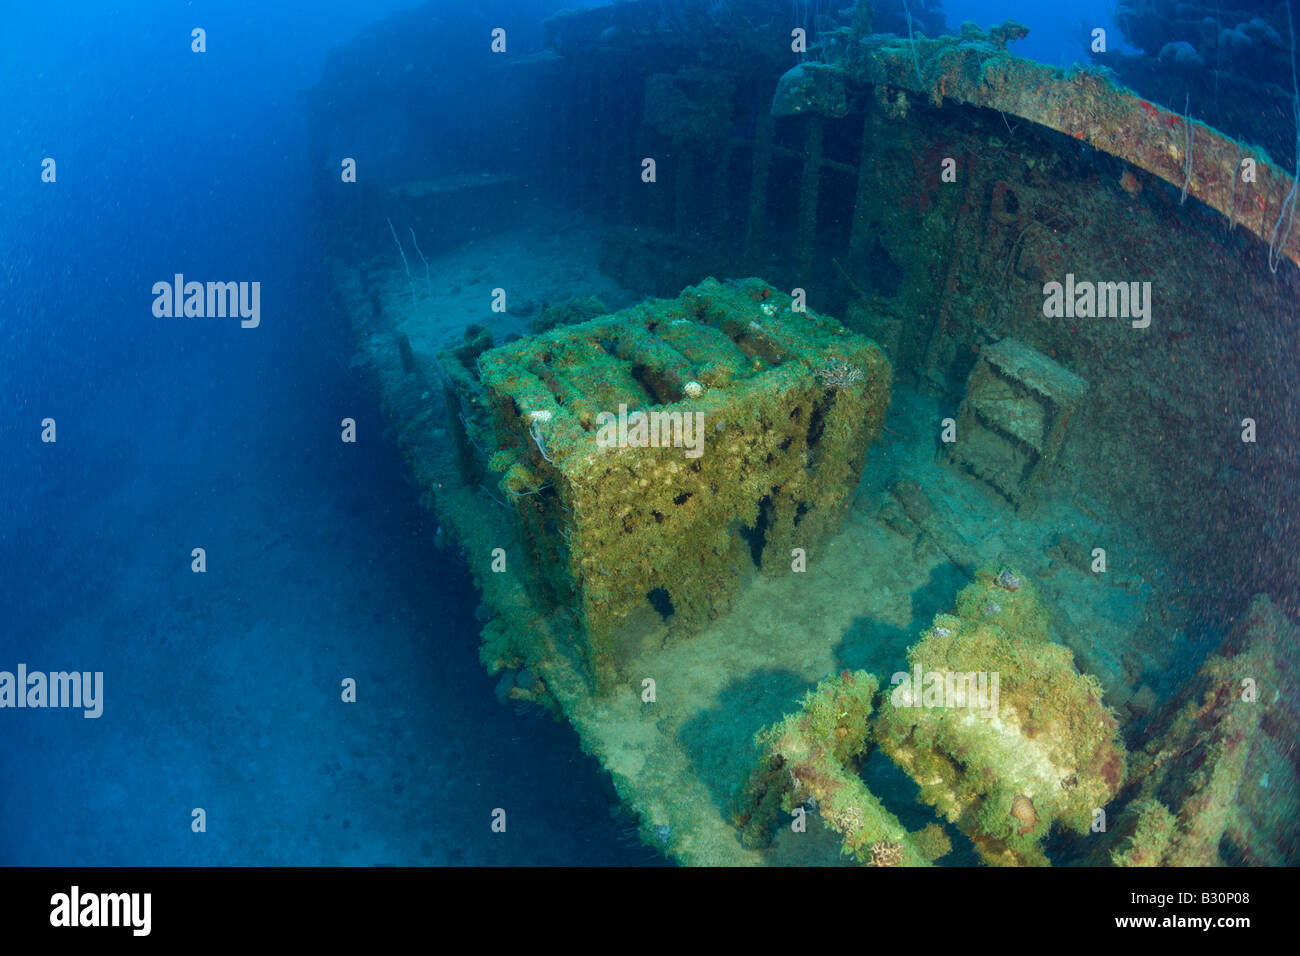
[710,144,730,256]
[743,105,773,263]
[796,115,824,275]
[848,110,878,269]
[674,149,695,237]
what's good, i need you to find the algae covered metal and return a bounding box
[874,567,1126,867]
[949,338,1089,506]
[473,277,890,691]
[733,669,948,867]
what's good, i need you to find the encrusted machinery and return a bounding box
[732,670,950,866]
[1104,594,1300,866]
[734,567,1126,866]
[874,567,1126,866]
[948,338,1088,505]
[468,277,890,691]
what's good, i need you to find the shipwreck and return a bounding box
[310,0,1300,865]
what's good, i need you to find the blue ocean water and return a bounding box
[0,0,650,866]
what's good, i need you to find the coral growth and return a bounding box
[867,840,903,867]
[813,359,865,389]
[1105,594,1300,866]
[734,670,931,866]
[874,567,1126,866]
[475,277,890,690]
